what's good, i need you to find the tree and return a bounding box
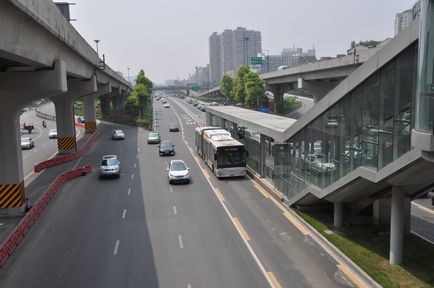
[220,73,234,104]
[245,72,266,107]
[125,93,140,120]
[133,83,150,118]
[233,65,250,104]
[136,70,153,90]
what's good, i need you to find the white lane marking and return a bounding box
[169,187,173,193]
[122,209,127,219]
[23,155,29,159]
[131,174,134,180]
[134,163,137,168]
[173,205,177,215]
[34,149,39,153]
[412,201,434,215]
[137,148,141,152]
[178,235,184,249]
[187,285,192,288]
[113,240,120,255]
[127,188,131,195]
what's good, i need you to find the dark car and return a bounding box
[77,116,85,123]
[159,140,175,156]
[169,123,180,132]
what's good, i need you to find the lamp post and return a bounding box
[94,39,100,57]
[127,67,130,85]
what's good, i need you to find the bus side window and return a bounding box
[214,153,217,160]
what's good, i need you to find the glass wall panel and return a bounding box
[396,45,415,158]
[323,104,340,185]
[379,60,396,169]
[339,96,351,177]
[362,73,380,168]
[351,86,363,170]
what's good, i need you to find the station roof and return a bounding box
[205,106,296,142]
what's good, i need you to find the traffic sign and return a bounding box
[251,57,263,65]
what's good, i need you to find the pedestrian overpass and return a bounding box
[205,9,434,265]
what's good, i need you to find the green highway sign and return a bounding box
[251,57,263,65]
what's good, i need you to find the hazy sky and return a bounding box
[70,0,413,84]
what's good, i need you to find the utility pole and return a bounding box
[94,39,100,57]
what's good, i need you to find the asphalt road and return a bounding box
[1,96,433,287]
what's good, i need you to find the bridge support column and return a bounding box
[0,60,66,209]
[50,76,97,153]
[268,85,285,114]
[390,186,405,265]
[333,202,343,228]
[83,82,111,133]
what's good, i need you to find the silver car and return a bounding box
[167,160,190,184]
[21,137,34,150]
[99,155,121,178]
[48,129,57,139]
[111,129,125,140]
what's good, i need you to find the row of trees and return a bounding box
[125,70,153,120]
[220,66,268,107]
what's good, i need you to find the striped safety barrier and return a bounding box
[0,182,25,208]
[57,136,77,152]
[85,121,97,133]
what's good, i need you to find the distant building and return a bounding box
[260,55,282,73]
[394,9,413,36]
[191,65,210,87]
[280,46,316,68]
[208,27,262,85]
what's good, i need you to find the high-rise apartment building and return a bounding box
[394,9,413,36]
[209,27,262,85]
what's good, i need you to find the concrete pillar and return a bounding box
[333,202,344,228]
[233,123,239,140]
[0,60,66,208]
[50,76,97,153]
[83,82,111,133]
[390,186,405,265]
[260,134,266,177]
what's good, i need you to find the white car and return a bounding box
[48,129,57,139]
[111,129,125,140]
[21,137,34,150]
[167,160,190,184]
[99,155,121,178]
[163,103,170,108]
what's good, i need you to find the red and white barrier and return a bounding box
[0,165,92,269]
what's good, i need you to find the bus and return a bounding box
[195,127,247,178]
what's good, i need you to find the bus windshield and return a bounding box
[216,147,245,168]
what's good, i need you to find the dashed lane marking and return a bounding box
[178,235,184,249]
[113,240,120,255]
[127,188,131,195]
[131,174,134,180]
[214,187,225,202]
[173,205,177,215]
[122,209,127,219]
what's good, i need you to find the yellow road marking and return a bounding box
[254,183,269,198]
[337,264,365,288]
[214,187,225,202]
[202,169,210,179]
[233,217,251,241]
[283,212,309,236]
[267,272,282,288]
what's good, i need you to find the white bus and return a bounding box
[195,127,247,178]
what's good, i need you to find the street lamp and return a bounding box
[127,67,130,85]
[94,39,100,56]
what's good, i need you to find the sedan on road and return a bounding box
[147,132,161,144]
[99,155,121,178]
[163,103,170,108]
[111,129,125,140]
[167,159,190,184]
[159,140,175,156]
[169,123,179,132]
[21,137,34,150]
[48,129,57,139]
